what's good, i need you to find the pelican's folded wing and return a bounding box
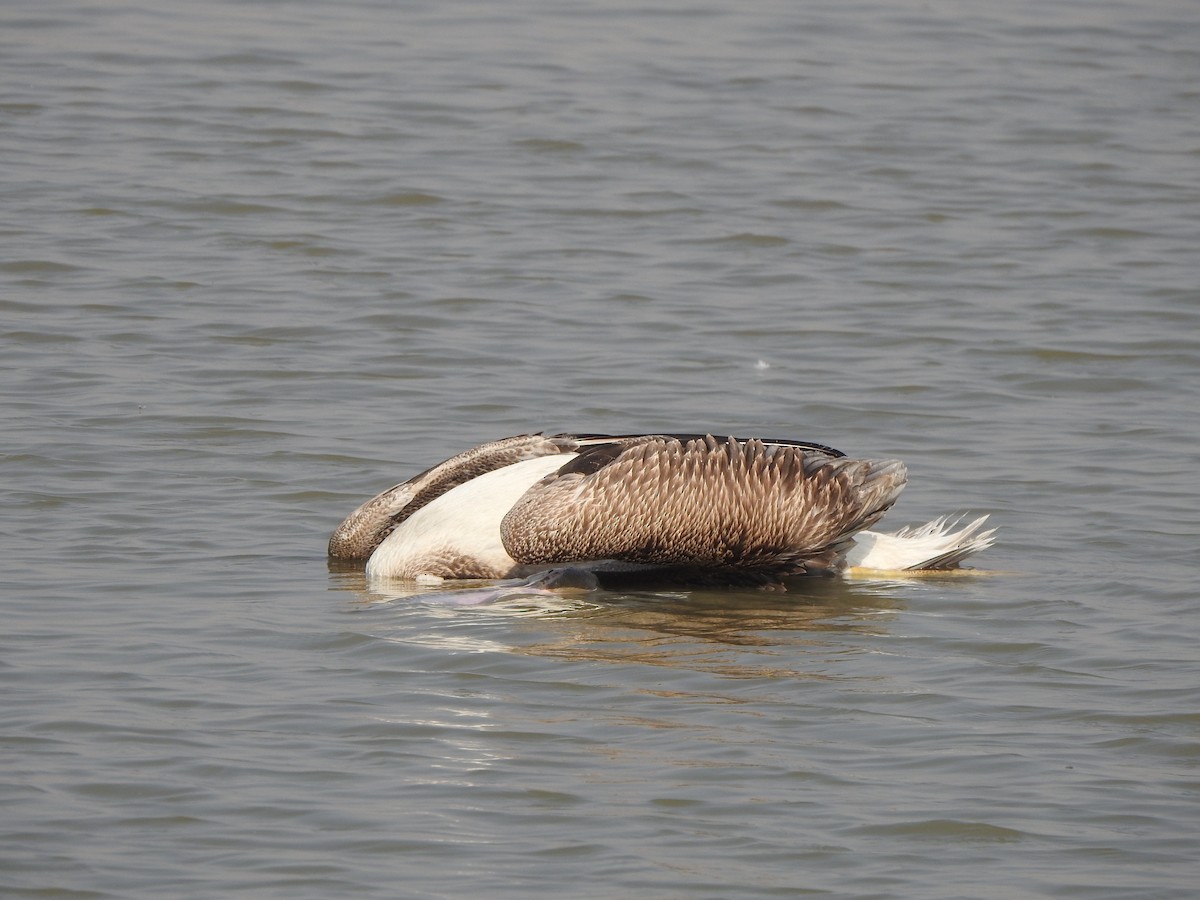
[500,434,907,575]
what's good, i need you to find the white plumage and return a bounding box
[843,515,997,571]
[365,455,569,580]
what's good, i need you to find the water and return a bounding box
[3,0,1198,896]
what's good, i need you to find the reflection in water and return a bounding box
[518,581,906,678]
[330,566,916,678]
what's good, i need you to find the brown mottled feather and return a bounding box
[500,435,906,576]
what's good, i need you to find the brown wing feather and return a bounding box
[500,435,906,574]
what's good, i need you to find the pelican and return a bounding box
[329,432,995,589]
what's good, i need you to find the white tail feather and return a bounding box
[845,515,996,571]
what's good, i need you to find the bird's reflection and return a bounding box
[329,564,930,677]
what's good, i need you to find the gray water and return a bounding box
[3,0,1198,896]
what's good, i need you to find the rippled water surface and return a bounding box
[3,0,1198,896]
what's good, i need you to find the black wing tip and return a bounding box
[566,432,846,458]
[551,431,848,480]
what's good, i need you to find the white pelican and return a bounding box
[329,432,995,589]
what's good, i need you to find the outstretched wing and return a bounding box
[500,434,907,575]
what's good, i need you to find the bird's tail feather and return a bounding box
[845,515,996,570]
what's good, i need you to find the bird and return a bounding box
[329,432,995,590]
